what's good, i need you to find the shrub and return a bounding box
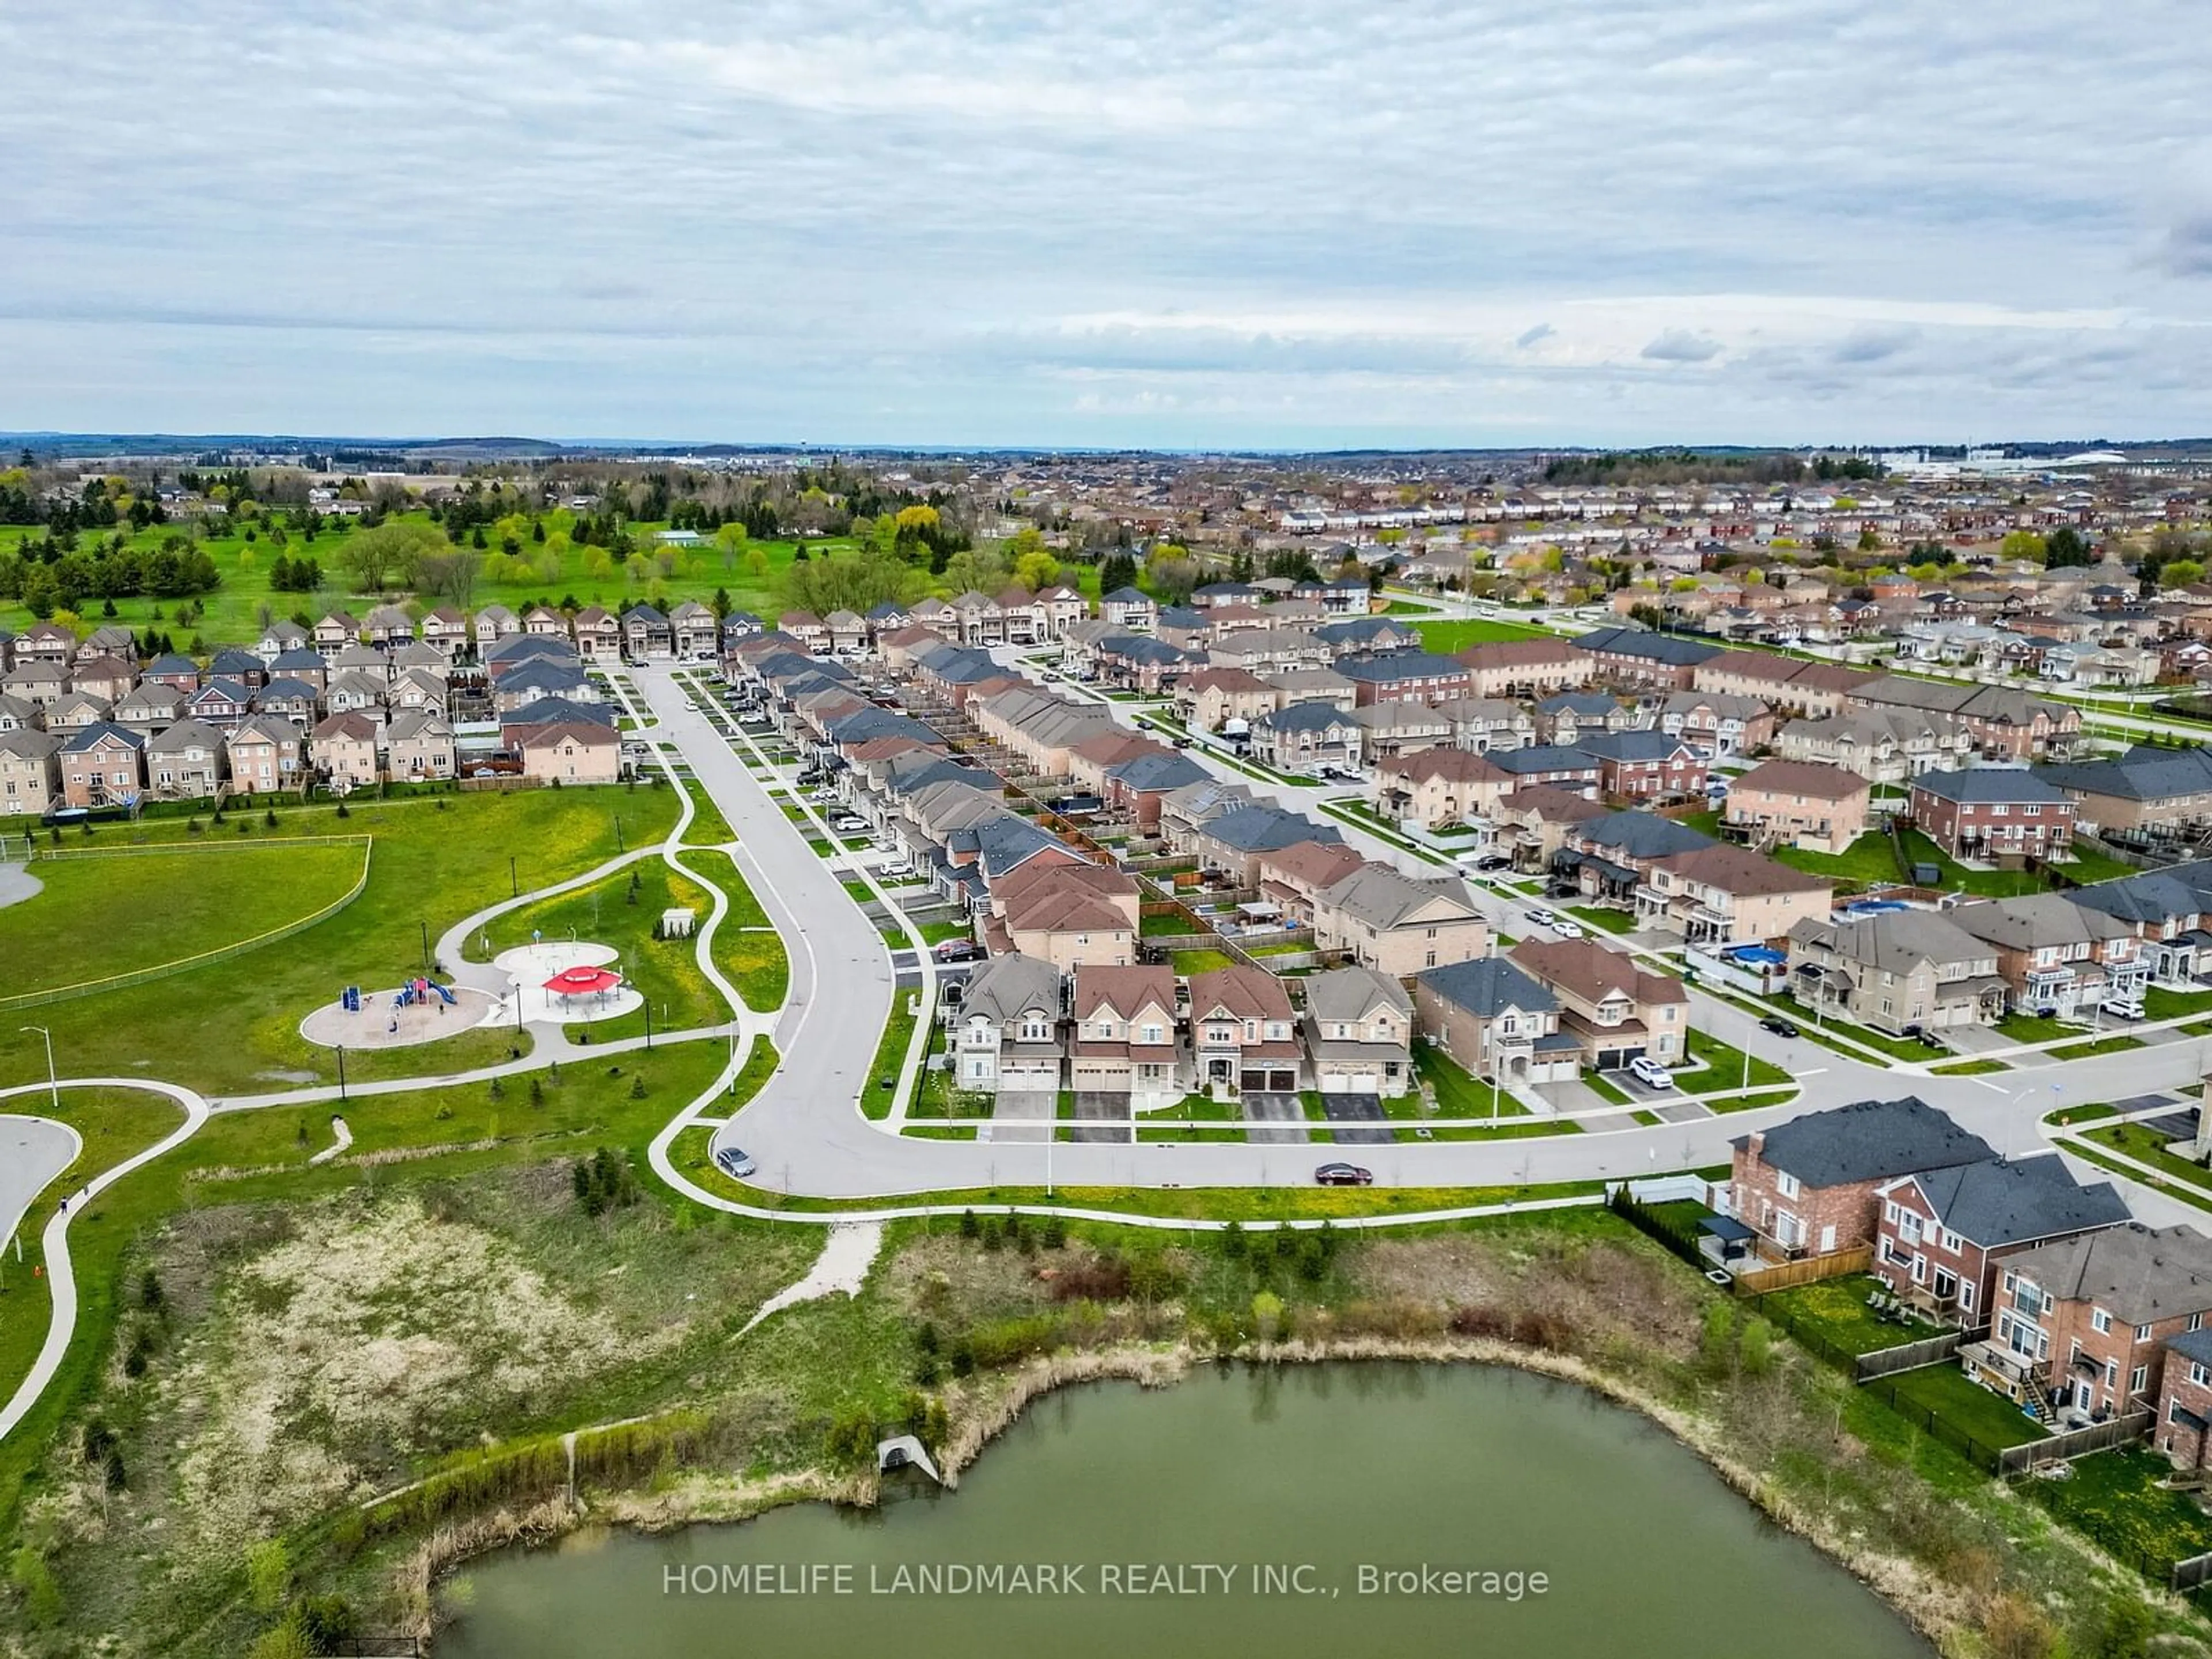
[1251,1289,1284,1342]
[572,1147,640,1216]
[824,1408,877,1467]
[1040,1215,1067,1250]
[958,1209,979,1240]
[1221,1221,1246,1259]
[1449,1304,1513,1340]
[245,1537,290,1613]
[1050,1256,1132,1302]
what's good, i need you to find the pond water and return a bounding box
[434,1363,1929,1658]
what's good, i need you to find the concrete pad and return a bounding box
[297,984,502,1049]
[1320,1090,1392,1146]
[0,863,41,910]
[986,1088,1055,1146]
[490,941,643,1025]
[1241,1090,1309,1146]
[1071,1090,1132,1145]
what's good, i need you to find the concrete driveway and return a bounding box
[1319,1090,1393,1146]
[1241,1091,1309,1146]
[1071,1091,1132,1145]
[983,1088,1055,1145]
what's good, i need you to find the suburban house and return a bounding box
[0,729,63,816]
[1252,838,1370,926]
[1507,934,1689,1069]
[1573,626,1722,690]
[1873,1154,2127,1324]
[309,711,382,791]
[571,607,622,660]
[518,722,620,785]
[1187,965,1302,1095]
[1577,729,1708,802]
[1372,747,1512,830]
[1491,786,1609,868]
[226,715,304,794]
[1777,703,1975,784]
[1301,966,1414,1097]
[950,952,1065,1098]
[1337,650,1472,707]
[2155,1330,2212,1469]
[1946,893,2152,1017]
[1969,1224,2212,1423]
[1532,692,1631,745]
[385,709,457,782]
[1312,863,1490,975]
[1729,1096,1997,1260]
[1454,638,1592,699]
[1176,667,1279,733]
[2036,745,2212,837]
[1785,908,2009,1032]
[1724,759,1871,854]
[144,718,227,800]
[1412,957,1581,1089]
[1650,691,1774,760]
[1910,768,2078,862]
[1067,964,1183,1109]
[984,859,1139,969]
[59,721,146,808]
[1634,843,1832,946]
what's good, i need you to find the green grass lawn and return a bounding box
[1170,948,1236,974]
[2082,1122,2212,1194]
[465,859,726,1040]
[1998,1012,2080,1044]
[0,787,681,1098]
[1761,1274,1946,1355]
[10,837,368,1001]
[1679,1027,1790,1094]
[1872,1363,2049,1452]
[2146,985,2212,1021]
[2048,1034,2146,1062]
[1413,618,1547,651]
[1139,911,1202,937]
[1772,827,2059,899]
[677,777,737,847]
[1931,1058,2008,1075]
[0,510,854,647]
[1566,905,1637,935]
[2026,1448,2212,1571]
[862,995,921,1121]
[1413,1043,1528,1117]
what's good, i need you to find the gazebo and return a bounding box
[543,963,625,1013]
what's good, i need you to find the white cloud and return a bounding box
[0,0,2208,443]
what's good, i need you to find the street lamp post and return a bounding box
[20,1026,58,1112]
[336,1044,348,1104]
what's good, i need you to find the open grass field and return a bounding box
[9,838,368,1001]
[0,786,681,1097]
[1412,617,1548,651]
[0,512,859,647]
[1759,1273,1945,1355]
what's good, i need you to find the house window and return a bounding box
[1141,1023,1163,1044]
[2138,1324,2153,1342]
[2092,1308,2111,1335]
[1775,1169,1801,1200]
[1959,1283,1975,1312]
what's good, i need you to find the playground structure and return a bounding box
[300,976,499,1050]
[491,941,643,1026]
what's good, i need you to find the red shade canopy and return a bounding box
[543,964,624,996]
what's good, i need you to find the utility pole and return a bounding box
[20,1026,58,1113]
[336,1044,348,1104]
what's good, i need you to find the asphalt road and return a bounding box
[0,1115,78,1252]
[632,662,2212,1219]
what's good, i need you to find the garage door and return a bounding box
[1240,1068,1268,1091]
[1351,1074,1377,1093]
[1268,1067,1297,1092]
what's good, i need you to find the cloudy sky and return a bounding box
[3,1,2211,448]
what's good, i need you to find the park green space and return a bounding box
[0,512,855,645]
[1773,827,2135,898]
[9,837,367,1001]
[0,786,681,1097]
[1411,617,1547,650]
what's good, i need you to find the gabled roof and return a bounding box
[1072,962,1176,1019]
[1509,935,1686,1009]
[2003,1223,2212,1325]
[1199,803,1340,854]
[1573,626,1722,665]
[1732,759,1869,800]
[1187,964,1294,1022]
[1734,1096,1993,1187]
[1304,964,1411,1022]
[1320,863,1479,930]
[1571,810,1713,861]
[960,952,1064,1025]
[1416,956,1556,1019]
[60,720,144,753]
[1911,766,2073,806]
[1890,1155,2127,1249]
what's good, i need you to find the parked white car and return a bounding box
[1627,1056,1675,1090]
[2099,998,2146,1021]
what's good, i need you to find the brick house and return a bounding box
[1724,759,1870,854]
[2155,1328,2212,1469]
[1910,768,2077,862]
[1578,729,1708,801]
[1635,842,1832,946]
[1372,748,1513,829]
[1785,908,2008,1033]
[58,721,146,808]
[1453,638,1593,698]
[571,607,622,660]
[1412,957,1580,1088]
[1337,650,1472,707]
[1175,668,1279,733]
[986,860,1139,969]
[144,718,227,800]
[1312,863,1490,975]
[0,728,63,816]
[1969,1224,2212,1422]
[1067,964,1183,1109]
[1187,964,1302,1095]
[949,952,1065,1097]
[1873,1154,2127,1323]
[1728,1096,1995,1260]
[1507,934,1688,1069]
[518,722,621,784]
[227,714,304,794]
[310,710,382,791]
[385,709,457,782]
[1945,893,2151,1017]
[1301,966,1414,1097]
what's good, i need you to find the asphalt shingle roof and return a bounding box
[1737,1096,1994,1188]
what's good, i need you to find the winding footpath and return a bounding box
[7,653,2212,1453]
